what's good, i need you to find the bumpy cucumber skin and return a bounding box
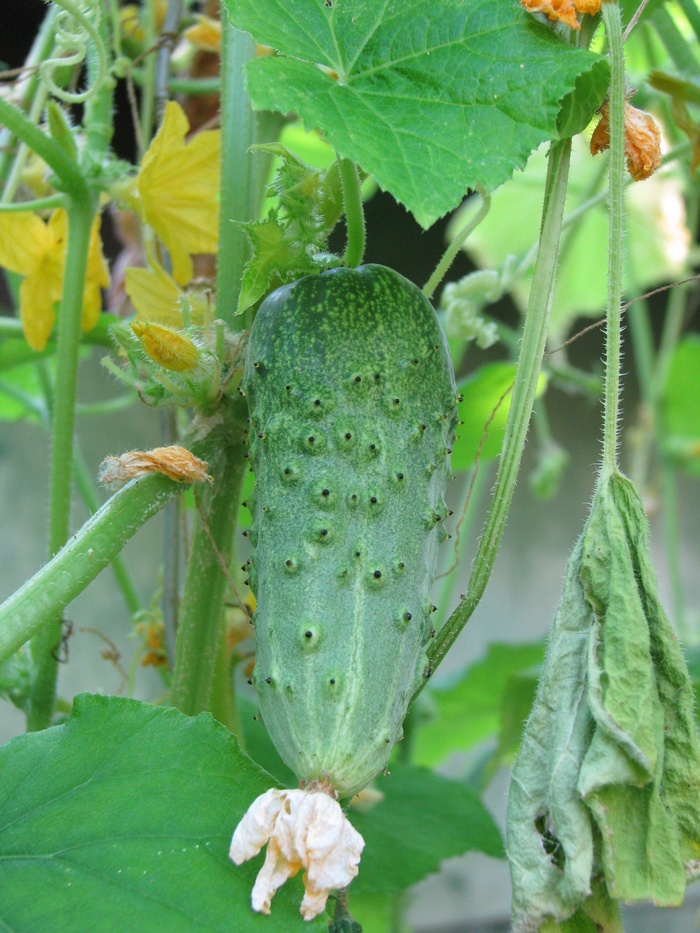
[243,265,457,797]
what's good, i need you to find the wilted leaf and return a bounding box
[508,473,700,930]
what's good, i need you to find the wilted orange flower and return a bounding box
[590,100,663,181]
[99,445,212,487]
[520,0,601,29]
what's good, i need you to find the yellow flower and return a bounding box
[183,14,222,53]
[132,101,220,285]
[125,250,212,326]
[131,321,200,372]
[0,209,110,351]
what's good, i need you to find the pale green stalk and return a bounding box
[0,194,68,213]
[338,157,366,268]
[424,137,573,681]
[27,10,115,730]
[170,17,263,729]
[423,185,491,301]
[27,199,98,731]
[1,85,51,204]
[0,474,180,663]
[215,18,258,330]
[600,1,626,480]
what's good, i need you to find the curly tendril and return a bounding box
[39,0,107,104]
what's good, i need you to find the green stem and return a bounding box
[601,1,626,480]
[423,185,491,301]
[27,198,98,731]
[339,157,366,268]
[424,138,573,681]
[154,0,183,124]
[0,474,180,664]
[0,96,86,198]
[216,18,258,330]
[0,313,120,347]
[434,464,490,629]
[169,402,248,728]
[0,194,68,213]
[73,450,142,616]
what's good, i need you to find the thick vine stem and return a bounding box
[339,157,366,269]
[600,0,626,480]
[0,96,86,198]
[216,17,258,330]
[423,138,573,682]
[169,401,249,729]
[26,12,115,731]
[27,198,99,731]
[0,473,180,664]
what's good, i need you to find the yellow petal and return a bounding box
[19,258,62,351]
[137,101,221,285]
[126,263,183,325]
[0,211,53,276]
[86,213,111,290]
[183,15,221,53]
[81,282,103,333]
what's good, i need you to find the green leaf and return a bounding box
[224,0,601,227]
[557,59,610,139]
[348,762,504,896]
[237,216,319,314]
[0,694,327,932]
[663,335,700,474]
[451,142,691,341]
[414,641,545,768]
[237,145,346,313]
[451,363,547,473]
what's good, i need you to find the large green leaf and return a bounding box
[348,762,504,895]
[414,641,545,768]
[0,695,327,932]
[224,0,601,227]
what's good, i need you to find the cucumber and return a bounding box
[242,264,457,797]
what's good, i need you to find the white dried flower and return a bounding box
[230,787,365,921]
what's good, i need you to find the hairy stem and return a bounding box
[0,474,179,664]
[216,18,258,330]
[423,185,491,301]
[169,402,248,728]
[26,199,98,730]
[601,1,626,480]
[339,157,366,268]
[423,138,573,681]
